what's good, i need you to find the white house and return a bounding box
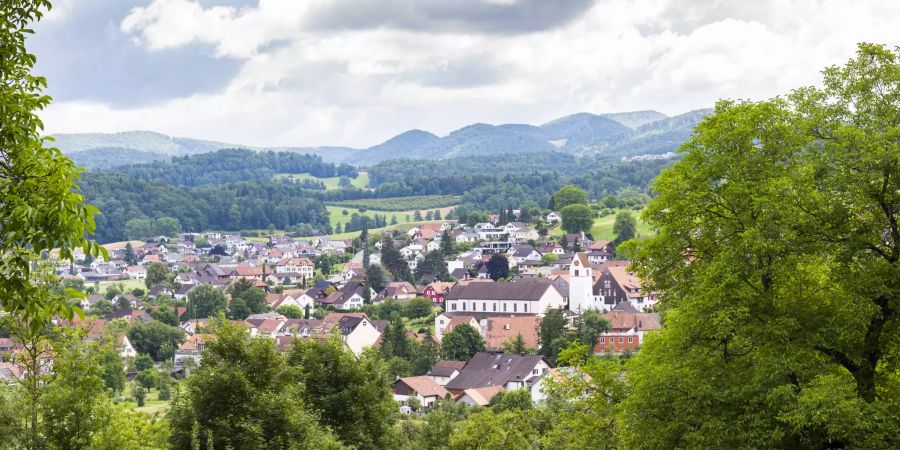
[546,211,561,224]
[443,281,565,317]
[124,265,147,279]
[392,376,451,409]
[274,257,315,278]
[335,315,382,356]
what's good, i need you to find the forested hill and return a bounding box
[55,108,709,169]
[80,174,330,243]
[102,148,358,188]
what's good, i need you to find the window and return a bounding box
[483,302,486,311]
[574,269,579,276]
[532,369,538,375]
[599,337,605,343]
[473,302,477,311]
[493,303,497,312]
[604,280,610,288]
[513,303,517,312]
[503,303,507,312]
[618,337,624,343]
[451,303,456,311]
[524,303,528,312]
[628,337,634,343]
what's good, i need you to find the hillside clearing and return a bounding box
[273,171,369,190]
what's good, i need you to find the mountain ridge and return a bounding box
[53,108,711,169]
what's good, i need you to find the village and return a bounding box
[0,203,661,416]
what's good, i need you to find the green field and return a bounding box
[273,171,370,190]
[551,208,655,240]
[95,278,148,294]
[328,195,460,211]
[326,205,454,229]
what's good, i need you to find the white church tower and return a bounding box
[568,252,594,313]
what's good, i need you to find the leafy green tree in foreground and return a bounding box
[289,332,400,449]
[624,43,900,448]
[0,0,104,332]
[168,320,341,450]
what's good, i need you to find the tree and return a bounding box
[485,255,509,281]
[131,384,145,407]
[144,262,172,288]
[185,284,227,319]
[168,320,341,450]
[41,334,109,450]
[415,251,449,281]
[128,321,186,361]
[413,329,440,375]
[441,324,485,361]
[553,185,589,210]
[539,308,570,363]
[276,304,303,319]
[489,389,533,412]
[289,333,400,449]
[365,264,388,293]
[561,204,594,234]
[89,298,115,319]
[238,287,267,314]
[99,345,126,393]
[414,210,423,221]
[134,353,155,372]
[623,44,900,448]
[381,235,412,282]
[360,227,370,268]
[577,309,610,352]
[136,369,158,391]
[500,334,532,354]
[448,410,541,450]
[440,231,454,255]
[403,297,434,319]
[381,317,412,360]
[612,210,638,245]
[123,242,137,266]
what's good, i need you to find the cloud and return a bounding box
[33,0,900,148]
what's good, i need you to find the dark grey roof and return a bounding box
[444,352,551,390]
[427,360,468,377]
[337,315,365,335]
[610,301,639,313]
[444,282,554,302]
[511,245,537,257]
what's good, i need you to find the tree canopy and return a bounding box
[624,43,900,448]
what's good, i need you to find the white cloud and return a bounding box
[41,0,900,148]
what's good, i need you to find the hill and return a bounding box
[53,108,709,169]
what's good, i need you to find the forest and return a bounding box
[79,151,670,242]
[101,148,358,188]
[80,174,330,242]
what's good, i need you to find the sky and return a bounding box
[30,0,900,148]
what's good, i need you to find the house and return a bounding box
[392,376,451,409]
[443,281,564,317]
[434,314,480,342]
[124,265,147,279]
[595,262,657,311]
[245,317,287,338]
[115,333,138,358]
[546,211,561,224]
[482,316,541,352]
[0,362,26,383]
[266,289,315,312]
[374,282,418,303]
[319,282,369,310]
[422,281,454,307]
[595,302,661,353]
[324,313,382,356]
[147,285,174,299]
[233,264,264,280]
[445,352,552,394]
[508,245,542,264]
[455,386,506,407]
[174,334,206,367]
[427,360,467,386]
[275,257,315,278]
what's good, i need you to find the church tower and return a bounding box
[568,252,594,313]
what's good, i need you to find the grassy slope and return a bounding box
[273,171,370,190]
[326,205,455,228]
[551,208,655,240]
